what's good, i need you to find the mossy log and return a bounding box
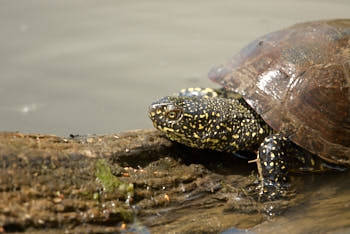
[0,129,268,233]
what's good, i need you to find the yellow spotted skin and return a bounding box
[149,90,272,153]
[256,133,342,199]
[149,88,342,200]
[176,87,218,98]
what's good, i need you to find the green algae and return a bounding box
[95,159,134,198]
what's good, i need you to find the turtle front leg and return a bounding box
[256,134,290,200]
[256,133,339,200]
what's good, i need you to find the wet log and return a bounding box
[0,129,266,233]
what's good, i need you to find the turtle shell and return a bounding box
[209,19,350,165]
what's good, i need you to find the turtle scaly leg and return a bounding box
[256,133,342,200]
[257,133,290,199]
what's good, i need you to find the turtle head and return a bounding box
[149,94,272,152]
[148,96,218,147]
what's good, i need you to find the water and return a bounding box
[253,172,350,233]
[1,0,349,136]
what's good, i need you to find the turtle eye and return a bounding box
[166,110,181,120]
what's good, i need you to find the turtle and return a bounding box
[148,19,350,199]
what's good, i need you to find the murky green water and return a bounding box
[0,1,349,233]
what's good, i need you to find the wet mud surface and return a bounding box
[0,129,349,233]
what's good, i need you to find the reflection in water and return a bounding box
[253,171,350,233]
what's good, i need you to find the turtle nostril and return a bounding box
[149,103,163,113]
[148,104,156,112]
